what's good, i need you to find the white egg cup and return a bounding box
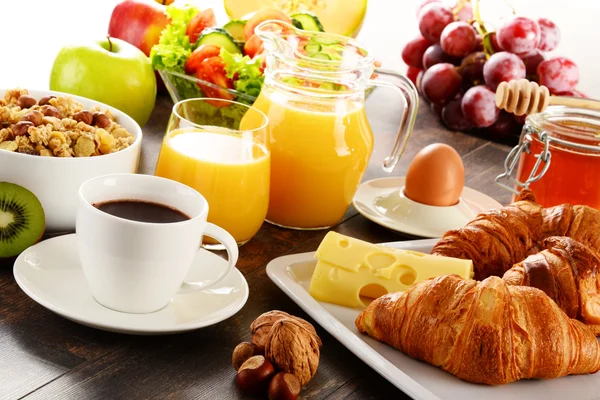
[371,186,477,238]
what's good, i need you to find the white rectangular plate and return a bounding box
[266,238,600,400]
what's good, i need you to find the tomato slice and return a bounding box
[195,56,235,107]
[244,34,264,58]
[185,44,221,75]
[186,9,217,45]
[244,9,292,41]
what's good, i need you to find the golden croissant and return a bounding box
[432,190,600,280]
[503,236,600,335]
[355,274,600,385]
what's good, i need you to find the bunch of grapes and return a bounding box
[402,0,584,143]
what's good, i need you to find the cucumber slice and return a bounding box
[196,28,242,54]
[307,52,331,60]
[310,35,341,46]
[223,20,247,43]
[291,19,303,30]
[290,12,325,32]
[304,43,322,53]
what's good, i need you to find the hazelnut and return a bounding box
[40,105,62,118]
[232,342,263,371]
[268,372,301,400]
[92,112,111,128]
[265,319,320,386]
[236,355,275,396]
[17,95,37,109]
[73,110,94,125]
[22,110,44,126]
[11,121,34,137]
[38,95,56,106]
[251,310,321,349]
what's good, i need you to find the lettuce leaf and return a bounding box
[150,4,199,73]
[221,49,264,100]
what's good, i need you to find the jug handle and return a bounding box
[369,69,419,172]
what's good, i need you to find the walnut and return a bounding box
[264,319,320,386]
[250,310,321,350]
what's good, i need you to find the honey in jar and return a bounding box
[496,105,600,209]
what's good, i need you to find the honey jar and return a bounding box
[496,105,600,209]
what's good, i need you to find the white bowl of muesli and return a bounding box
[0,88,143,232]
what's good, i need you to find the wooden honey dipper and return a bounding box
[495,79,600,116]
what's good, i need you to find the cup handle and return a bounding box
[178,223,239,294]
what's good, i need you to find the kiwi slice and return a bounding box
[0,182,45,258]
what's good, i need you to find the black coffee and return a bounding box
[94,200,190,223]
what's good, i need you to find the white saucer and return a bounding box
[13,234,249,335]
[353,177,503,238]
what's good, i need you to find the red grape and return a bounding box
[496,17,541,54]
[514,113,527,125]
[431,102,444,117]
[461,86,500,127]
[421,63,462,105]
[418,3,454,43]
[537,18,560,52]
[520,49,545,77]
[455,2,473,22]
[460,51,486,86]
[442,98,471,131]
[406,66,422,86]
[474,34,484,51]
[537,57,579,93]
[483,51,526,92]
[440,22,478,57]
[422,44,460,69]
[417,0,441,16]
[489,32,503,52]
[489,111,521,141]
[402,36,433,69]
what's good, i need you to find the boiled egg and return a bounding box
[404,143,464,206]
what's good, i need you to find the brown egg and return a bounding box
[404,143,464,206]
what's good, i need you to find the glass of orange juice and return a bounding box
[155,98,269,248]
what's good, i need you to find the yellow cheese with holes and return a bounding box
[308,232,474,308]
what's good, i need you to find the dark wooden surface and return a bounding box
[0,88,513,400]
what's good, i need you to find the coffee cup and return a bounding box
[76,173,238,314]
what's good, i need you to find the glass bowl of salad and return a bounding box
[153,5,380,103]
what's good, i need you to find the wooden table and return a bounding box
[0,88,513,399]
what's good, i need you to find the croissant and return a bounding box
[503,236,600,335]
[355,274,600,385]
[431,190,600,280]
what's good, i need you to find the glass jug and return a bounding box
[241,20,419,230]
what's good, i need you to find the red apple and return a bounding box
[108,0,169,57]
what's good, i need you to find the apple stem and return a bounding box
[107,36,113,53]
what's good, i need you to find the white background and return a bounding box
[1,0,599,97]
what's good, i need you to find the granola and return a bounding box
[0,89,135,157]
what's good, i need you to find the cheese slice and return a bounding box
[309,232,474,308]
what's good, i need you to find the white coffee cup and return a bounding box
[76,173,239,314]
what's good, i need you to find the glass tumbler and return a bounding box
[155,98,269,248]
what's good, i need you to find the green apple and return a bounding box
[50,37,156,126]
